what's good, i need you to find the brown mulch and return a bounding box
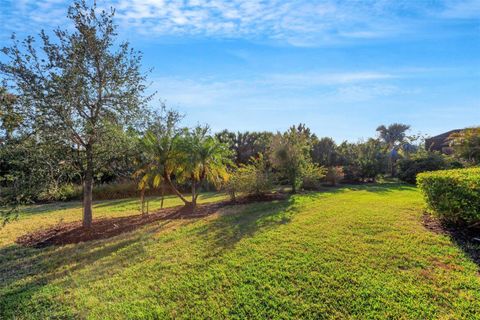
[16,193,287,248]
[422,213,480,266]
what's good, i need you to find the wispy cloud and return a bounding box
[149,70,417,109]
[439,0,480,18]
[2,0,479,45]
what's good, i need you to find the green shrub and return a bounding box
[37,184,78,202]
[398,153,462,184]
[417,167,480,224]
[37,182,168,202]
[301,162,326,190]
[325,166,344,186]
[226,155,274,200]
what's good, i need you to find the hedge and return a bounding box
[417,167,480,224]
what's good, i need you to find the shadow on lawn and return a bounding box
[194,197,294,257]
[0,196,295,317]
[342,183,417,194]
[20,201,82,216]
[0,219,179,318]
[422,214,480,268]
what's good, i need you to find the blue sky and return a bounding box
[1,0,479,141]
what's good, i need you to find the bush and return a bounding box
[226,155,274,200]
[398,153,462,184]
[301,162,326,190]
[37,182,172,202]
[337,139,385,182]
[37,184,78,202]
[417,167,480,224]
[325,166,344,186]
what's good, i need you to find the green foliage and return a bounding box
[417,167,480,224]
[376,123,411,176]
[176,126,233,203]
[137,116,232,207]
[376,123,411,148]
[312,137,338,167]
[449,127,480,165]
[325,166,344,186]
[398,153,462,184]
[215,130,273,164]
[338,139,386,182]
[0,87,23,140]
[301,162,326,190]
[1,0,149,227]
[226,154,274,200]
[134,108,183,195]
[269,125,316,193]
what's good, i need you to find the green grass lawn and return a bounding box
[1,184,479,319]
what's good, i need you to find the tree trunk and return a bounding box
[83,145,94,228]
[160,183,165,209]
[164,174,190,205]
[291,172,297,194]
[140,187,146,215]
[191,181,197,209]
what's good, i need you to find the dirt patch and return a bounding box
[422,213,480,267]
[16,193,287,248]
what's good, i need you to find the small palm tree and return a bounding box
[176,126,232,209]
[134,109,190,212]
[136,123,232,212]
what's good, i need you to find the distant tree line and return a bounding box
[0,0,478,227]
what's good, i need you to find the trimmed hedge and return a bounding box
[417,167,480,224]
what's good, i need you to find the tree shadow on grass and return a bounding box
[0,219,184,318]
[19,201,82,216]
[193,197,294,257]
[340,183,417,194]
[0,196,297,317]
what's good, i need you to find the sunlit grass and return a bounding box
[1,184,479,319]
[0,192,227,247]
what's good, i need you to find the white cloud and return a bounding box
[149,70,415,109]
[263,72,395,88]
[439,0,480,19]
[3,0,478,45]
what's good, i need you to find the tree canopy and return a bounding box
[0,0,149,227]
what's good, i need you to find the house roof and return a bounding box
[425,129,462,151]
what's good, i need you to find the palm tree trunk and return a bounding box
[191,180,197,210]
[160,183,165,209]
[164,174,190,205]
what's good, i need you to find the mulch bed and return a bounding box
[422,213,480,266]
[16,193,287,248]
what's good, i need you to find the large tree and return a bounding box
[376,123,411,148]
[0,0,148,227]
[337,139,386,182]
[312,137,338,167]
[216,130,273,164]
[269,125,322,193]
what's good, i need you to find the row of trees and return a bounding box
[0,1,478,228]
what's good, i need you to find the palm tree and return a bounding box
[176,126,232,209]
[376,123,410,176]
[136,124,232,212]
[134,109,190,213]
